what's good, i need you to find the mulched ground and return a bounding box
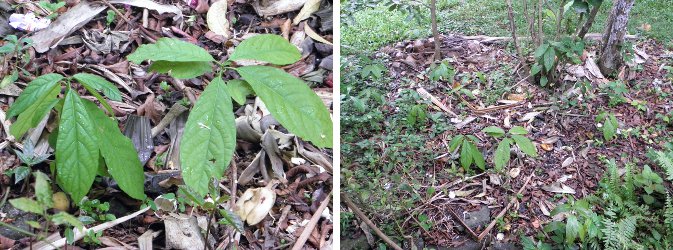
[0,0,333,249]
[348,34,672,248]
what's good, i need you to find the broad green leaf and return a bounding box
[52,212,84,230]
[0,70,18,89]
[225,80,255,105]
[494,138,511,171]
[79,82,115,117]
[460,140,473,170]
[10,85,59,138]
[534,43,549,58]
[127,38,214,64]
[588,0,602,7]
[540,76,548,86]
[73,73,122,101]
[0,44,15,54]
[543,47,556,72]
[56,90,99,202]
[512,135,538,157]
[565,215,580,245]
[83,101,146,200]
[530,63,542,76]
[509,126,528,135]
[219,208,245,233]
[449,135,465,152]
[178,185,206,206]
[229,34,301,65]
[9,198,44,215]
[12,166,30,184]
[6,73,63,118]
[467,140,485,170]
[148,61,212,79]
[602,114,618,141]
[482,126,506,137]
[33,172,53,208]
[180,77,236,196]
[236,66,333,147]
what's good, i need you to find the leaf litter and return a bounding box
[0,0,333,249]
[346,34,673,248]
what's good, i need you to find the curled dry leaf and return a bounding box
[508,167,520,178]
[235,184,277,225]
[207,0,230,39]
[292,0,320,25]
[304,24,332,45]
[541,143,554,151]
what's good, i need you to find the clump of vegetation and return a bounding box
[524,147,673,249]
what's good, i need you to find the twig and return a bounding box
[477,173,534,241]
[40,206,151,250]
[447,207,479,241]
[291,192,331,250]
[342,194,403,250]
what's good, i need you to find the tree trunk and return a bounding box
[577,2,602,39]
[506,0,522,60]
[598,0,635,75]
[430,0,441,61]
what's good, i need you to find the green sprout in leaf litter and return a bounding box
[5,72,145,203]
[482,126,538,171]
[127,34,333,197]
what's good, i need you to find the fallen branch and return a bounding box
[342,194,403,250]
[477,173,534,241]
[452,33,637,44]
[417,87,458,117]
[291,192,331,250]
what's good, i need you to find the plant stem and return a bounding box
[0,221,36,237]
[203,210,214,250]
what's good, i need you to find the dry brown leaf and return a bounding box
[304,23,332,45]
[293,0,321,25]
[207,0,230,39]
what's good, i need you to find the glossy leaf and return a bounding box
[534,43,549,58]
[237,66,333,148]
[52,212,84,229]
[449,135,465,152]
[73,73,122,101]
[229,34,301,65]
[509,126,528,135]
[512,135,538,157]
[6,73,63,118]
[482,126,506,137]
[494,138,511,171]
[56,90,99,202]
[33,172,53,208]
[84,100,146,200]
[127,38,214,63]
[9,198,44,215]
[467,140,485,170]
[10,86,59,138]
[565,215,580,245]
[225,79,254,105]
[543,47,556,72]
[148,61,212,79]
[460,140,473,170]
[180,77,236,197]
[218,208,245,233]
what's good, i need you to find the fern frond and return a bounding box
[649,149,673,180]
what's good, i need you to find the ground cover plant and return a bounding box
[341,0,673,249]
[0,0,334,249]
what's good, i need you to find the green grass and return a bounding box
[342,0,673,52]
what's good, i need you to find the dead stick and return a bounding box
[291,193,332,250]
[342,194,404,250]
[477,173,534,241]
[448,208,479,241]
